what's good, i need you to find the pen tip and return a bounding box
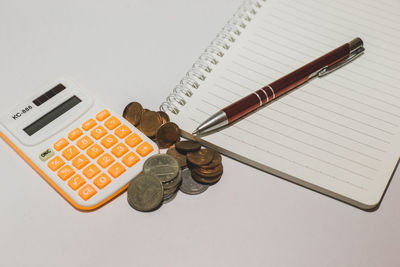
[192,129,199,135]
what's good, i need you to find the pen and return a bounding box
[192,37,365,135]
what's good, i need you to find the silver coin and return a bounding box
[179,168,209,195]
[143,154,180,183]
[163,169,182,190]
[163,191,178,204]
[127,173,164,212]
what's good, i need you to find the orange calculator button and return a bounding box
[94,173,112,189]
[54,138,69,151]
[100,134,118,149]
[87,144,104,159]
[115,124,132,139]
[57,165,75,181]
[68,174,86,191]
[104,116,121,130]
[72,154,90,170]
[68,128,83,141]
[97,153,115,168]
[78,184,97,201]
[91,126,108,140]
[136,142,154,157]
[82,118,97,131]
[96,110,110,121]
[48,156,65,171]
[83,164,100,179]
[108,162,126,178]
[125,133,142,148]
[111,143,129,158]
[122,152,140,167]
[76,136,93,150]
[62,145,80,160]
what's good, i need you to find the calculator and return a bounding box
[0,79,158,210]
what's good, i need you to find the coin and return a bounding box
[123,102,143,126]
[143,154,180,183]
[163,191,178,204]
[163,169,182,191]
[156,122,181,149]
[187,148,214,166]
[141,110,162,137]
[193,164,223,178]
[180,168,209,195]
[200,151,222,169]
[191,170,223,185]
[166,147,187,169]
[157,111,170,124]
[175,140,201,153]
[127,173,164,212]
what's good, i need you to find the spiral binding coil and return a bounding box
[160,0,266,114]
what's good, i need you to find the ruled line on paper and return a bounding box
[207,89,381,165]
[231,59,399,132]
[218,76,387,152]
[189,113,366,191]
[198,99,375,180]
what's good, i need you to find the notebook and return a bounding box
[160,0,400,209]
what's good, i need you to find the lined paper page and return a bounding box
[169,0,400,208]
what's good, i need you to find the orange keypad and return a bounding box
[76,136,93,150]
[72,154,90,170]
[47,109,157,206]
[101,134,118,149]
[62,145,80,160]
[83,164,100,179]
[94,173,112,189]
[97,153,115,168]
[96,110,110,121]
[57,165,75,181]
[111,143,129,158]
[68,174,86,190]
[91,125,107,140]
[79,184,97,200]
[115,125,132,139]
[136,142,154,157]
[125,133,142,148]
[68,128,83,141]
[82,119,97,131]
[104,116,121,130]
[108,162,126,178]
[48,156,65,171]
[87,144,104,159]
[122,152,140,167]
[54,138,69,151]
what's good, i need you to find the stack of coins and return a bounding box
[123,102,180,148]
[127,173,164,212]
[123,102,224,211]
[143,154,182,203]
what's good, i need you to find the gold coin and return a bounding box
[157,111,170,124]
[194,164,223,178]
[166,146,187,169]
[187,148,214,166]
[140,110,162,137]
[191,169,222,185]
[198,151,221,169]
[175,140,201,153]
[156,122,181,149]
[123,102,143,126]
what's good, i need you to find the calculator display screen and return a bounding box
[23,96,82,136]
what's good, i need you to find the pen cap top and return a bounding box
[349,37,363,53]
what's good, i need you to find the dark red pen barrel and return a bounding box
[223,93,261,123]
[222,42,352,124]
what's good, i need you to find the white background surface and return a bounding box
[0,1,399,266]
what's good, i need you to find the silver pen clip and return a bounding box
[318,46,365,77]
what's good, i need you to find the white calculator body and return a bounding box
[0,79,158,210]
